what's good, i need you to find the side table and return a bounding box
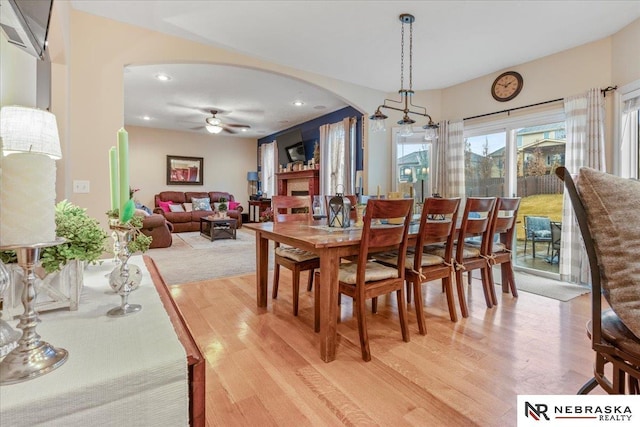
[248,199,272,222]
[200,217,237,241]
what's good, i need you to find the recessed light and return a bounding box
[142,116,151,121]
[155,73,171,81]
[293,100,305,107]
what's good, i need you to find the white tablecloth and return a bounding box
[0,256,189,426]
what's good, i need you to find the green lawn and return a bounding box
[515,194,564,241]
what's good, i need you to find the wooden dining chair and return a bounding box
[337,198,413,361]
[429,197,496,318]
[373,197,461,333]
[556,167,640,394]
[486,197,521,302]
[271,195,319,317]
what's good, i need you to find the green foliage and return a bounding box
[8,200,110,274]
[218,197,228,211]
[106,207,152,254]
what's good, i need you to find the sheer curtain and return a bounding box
[260,141,277,198]
[619,89,640,178]
[561,88,606,284]
[434,120,465,198]
[319,117,355,195]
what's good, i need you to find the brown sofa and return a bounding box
[153,191,243,233]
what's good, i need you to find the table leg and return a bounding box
[255,231,269,308]
[319,250,340,362]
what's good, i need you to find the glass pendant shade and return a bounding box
[423,123,439,141]
[399,122,414,137]
[369,118,387,133]
[206,124,223,134]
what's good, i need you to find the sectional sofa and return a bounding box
[153,191,243,232]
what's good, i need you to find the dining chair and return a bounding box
[556,167,640,394]
[373,197,461,332]
[335,198,413,361]
[486,197,521,302]
[429,197,496,318]
[271,195,319,318]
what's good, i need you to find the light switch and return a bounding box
[73,180,90,193]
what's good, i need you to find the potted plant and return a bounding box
[218,197,228,218]
[0,200,110,317]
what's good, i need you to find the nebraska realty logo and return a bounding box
[518,395,639,426]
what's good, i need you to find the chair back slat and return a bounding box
[272,195,312,223]
[360,199,413,273]
[490,197,521,249]
[456,197,496,254]
[415,197,461,267]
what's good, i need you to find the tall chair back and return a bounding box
[556,166,640,394]
[487,197,521,299]
[272,195,313,223]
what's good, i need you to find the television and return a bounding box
[286,141,306,163]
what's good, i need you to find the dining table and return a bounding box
[244,220,427,363]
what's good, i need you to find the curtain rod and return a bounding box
[463,98,563,121]
[463,85,617,121]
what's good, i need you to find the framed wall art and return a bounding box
[166,155,203,185]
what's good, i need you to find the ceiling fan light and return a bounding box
[206,117,222,126]
[206,124,223,134]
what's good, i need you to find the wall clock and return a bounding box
[491,71,523,102]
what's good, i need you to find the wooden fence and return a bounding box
[466,175,563,197]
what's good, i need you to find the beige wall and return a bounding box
[612,18,640,87]
[127,126,256,210]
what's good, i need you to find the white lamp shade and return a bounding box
[0,106,62,159]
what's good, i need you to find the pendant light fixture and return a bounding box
[369,14,438,140]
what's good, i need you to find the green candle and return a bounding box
[109,146,119,211]
[117,128,129,222]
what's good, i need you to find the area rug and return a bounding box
[491,269,590,302]
[146,228,273,285]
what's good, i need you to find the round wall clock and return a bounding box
[491,71,523,102]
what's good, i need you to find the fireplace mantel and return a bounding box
[276,169,319,196]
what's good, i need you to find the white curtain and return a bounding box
[319,117,354,196]
[619,91,640,178]
[260,141,277,198]
[561,88,606,284]
[434,120,465,198]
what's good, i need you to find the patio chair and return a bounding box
[555,166,640,394]
[548,221,562,264]
[523,215,552,258]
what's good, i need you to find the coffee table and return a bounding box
[199,216,237,241]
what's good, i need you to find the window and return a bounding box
[392,129,433,200]
[616,81,640,179]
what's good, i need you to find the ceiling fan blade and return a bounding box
[225,123,251,129]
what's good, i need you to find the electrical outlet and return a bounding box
[73,180,90,193]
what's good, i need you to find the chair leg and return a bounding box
[292,268,301,316]
[355,296,371,362]
[314,271,320,333]
[372,297,378,314]
[455,270,469,318]
[406,280,412,304]
[577,377,599,395]
[272,264,280,299]
[442,277,458,322]
[413,280,427,335]
[502,262,518,298]
[397,287,410,343]
[307,268,314,292]
[481,266,496,308]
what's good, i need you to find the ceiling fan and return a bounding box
[204,110,250,134]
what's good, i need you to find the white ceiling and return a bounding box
[70,0,640,138]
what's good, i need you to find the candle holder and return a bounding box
[109,218,123,265]
[107,224,142,317]
[0,238,68,385]
[0,260,20,358]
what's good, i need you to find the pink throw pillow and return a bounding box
[228,201,241,210]
[158,200,173,213]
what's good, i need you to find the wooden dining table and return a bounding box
[244,221,373,362]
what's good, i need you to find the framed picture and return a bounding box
[166,155,203,185]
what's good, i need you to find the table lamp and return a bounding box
[247,171,259,198]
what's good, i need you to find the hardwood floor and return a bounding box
[169,270,600,426]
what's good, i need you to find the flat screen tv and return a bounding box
[286,142,306,163]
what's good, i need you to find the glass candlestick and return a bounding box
[0,260,21,358]
[107,225,142,317]
[0,238,68,385]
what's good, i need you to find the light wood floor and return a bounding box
[169,270,600,426]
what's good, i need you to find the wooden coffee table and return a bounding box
[199,216,237,241]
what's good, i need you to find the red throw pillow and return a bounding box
[158,200,173,213]
[228,201,241,210]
